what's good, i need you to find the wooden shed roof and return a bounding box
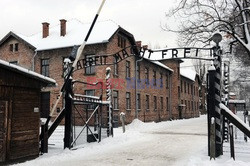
[0,59,56,85]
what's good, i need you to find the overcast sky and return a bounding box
[0,0,178,48]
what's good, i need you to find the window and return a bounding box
[188,83,190,94]
[126,61,131,78]
[85,90,95,109]
[184,82,186,93]
[136,63,140,81]
[114,57,118,75]
[181,80,183,93]
[188,101,190,111]
[185,100,187,111]
[146,95,150,110]
[126,92,131,110]
[145,67,149,84]
[160,73,163,87]
[113,91,119,110]
[192,101,193,111]
[10,61,18,65]
[166,74,169,88]
[85,55,95,74]
[15,43,19,51]
[166,97,169,111]
[137,93,141,110]
[118,35,126,48]
[177,67,180,79]
[153,70,156,86]
[9,44,13,51]
[178,86,180,98]
[41,59,49,77]
[160,97,163,111]
[85,90,95,96]
[154,96,157,110]
[191,85,193,95]
[9,43,19,52]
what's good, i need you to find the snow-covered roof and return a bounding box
[11,19,120,51]
[150,60,173,72]
[229,100,246,104]
[180,68,197,82]
[0,59,56,85]
[229,92,236,96]
[142,57,173,72]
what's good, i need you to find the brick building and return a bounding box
[179,69,200,119]
[0,19,202,124]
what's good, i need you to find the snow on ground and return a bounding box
[12,115,250,166]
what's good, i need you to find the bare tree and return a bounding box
[164,0,250,57]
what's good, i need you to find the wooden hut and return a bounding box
[0,59,56,162]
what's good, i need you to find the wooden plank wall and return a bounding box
[0,67,41,161]
[0,101,8,162]
[9,87,40,160]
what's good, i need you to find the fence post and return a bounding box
[210,117,216,160]
[244,109,248,142]
[40,122,48,154]
[64,78,73,149]
[229,123,235,160]
[207,65,216,156]
[120,112,126,133]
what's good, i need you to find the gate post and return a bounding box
[207,65,216,156]
[211,33,223,157]
[106,67,113,137]
[64,78,73,149]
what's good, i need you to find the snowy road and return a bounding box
[14,116,208,166]
[13,115,250,166]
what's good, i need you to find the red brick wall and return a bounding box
[0,37,34,70]
[159,59,182,119]
[180,76,200,118]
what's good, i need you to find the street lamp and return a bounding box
[211,33,222,46]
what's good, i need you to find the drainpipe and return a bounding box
[169,73,172,119]
[32,50,38,71]
[135,56,143,119]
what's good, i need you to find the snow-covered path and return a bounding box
[13,115,250,166]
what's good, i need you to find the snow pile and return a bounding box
[126,118,156,131]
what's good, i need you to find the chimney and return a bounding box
[42,22,50,38]
[60,19,67,36]
[136,41,142,48]
[142,45,148,50]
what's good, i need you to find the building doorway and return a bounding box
[41,92,50,118]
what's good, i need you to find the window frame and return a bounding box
[154,96,157,111]
[126,61,131,78]
[113,90,119,110]
[85,54,96,75]
[41,59,50,77]
[153,70,156,86]
[126,92,131,110]
[137,93,141,110]
[146,94,150,111]
[145,67,149,84]
[85,89,96,110]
